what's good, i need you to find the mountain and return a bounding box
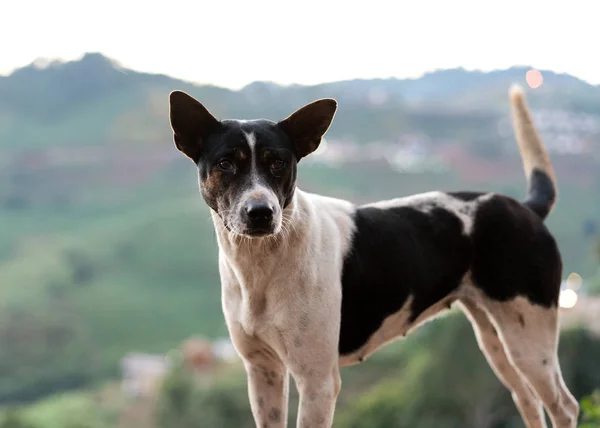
[2,53,600,149]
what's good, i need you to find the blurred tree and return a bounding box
[62,250,96,286]
[155,358,255,428]
[154,359,195,427]
[0,303,97,403]
[0,409,37,428]
[580,390,600,428]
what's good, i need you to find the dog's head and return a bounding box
[168,91,337,238]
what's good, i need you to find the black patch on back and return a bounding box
[339,193,563,356]
[470,195,562,308]
[339,206,472,356]
[524,168,556,220]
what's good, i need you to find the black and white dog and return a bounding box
[167,86,578,428]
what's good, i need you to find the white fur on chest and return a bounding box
[220,249,309,337]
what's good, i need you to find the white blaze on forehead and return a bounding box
[243,131,258,183]
[243,131,256,152]
[241,130,272,199]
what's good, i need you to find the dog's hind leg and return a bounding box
[477,296,579,428]
[459,298,547,428]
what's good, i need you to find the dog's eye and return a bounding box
[218,159,234,171]
[270,159,285,171]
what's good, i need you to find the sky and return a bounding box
[1,0,597,89]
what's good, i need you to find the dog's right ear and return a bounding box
[169,91,220,163]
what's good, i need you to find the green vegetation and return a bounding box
[5,313,598,428]
[581,391,600,427]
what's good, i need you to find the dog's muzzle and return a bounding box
[241,199,276,236]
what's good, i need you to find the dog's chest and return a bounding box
[221,256,305,338]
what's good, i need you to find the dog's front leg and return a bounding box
[293,364,341,428]
[244,357,289,428]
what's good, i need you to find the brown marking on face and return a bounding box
[201,169,225,210]
[236,148,247,161]
[294,336,302,348]
[258,397,265,408]
[518,313,526,327]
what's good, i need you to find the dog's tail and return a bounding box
[509,84,557,220]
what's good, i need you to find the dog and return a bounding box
[167,85,579,428]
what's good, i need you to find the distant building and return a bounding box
[121,353,169,399]
[212,337,239,362]
[120,337,240,399]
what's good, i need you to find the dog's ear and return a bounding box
[169,90,220,163]
[278,98,337,160]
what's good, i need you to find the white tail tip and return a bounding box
[509,84,525,101]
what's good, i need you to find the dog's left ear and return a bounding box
[278,98,337,160]
[169,90,220,163]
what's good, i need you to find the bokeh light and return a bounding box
[526,69,544,89]
[559,289,578,309]
[566,272,583,290]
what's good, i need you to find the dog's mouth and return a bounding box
[239,221,280,238]
[242,227,276,238]
[220,216,281,239]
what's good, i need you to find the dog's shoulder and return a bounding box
[295,189,357,258]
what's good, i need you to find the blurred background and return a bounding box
[1,0,600,427]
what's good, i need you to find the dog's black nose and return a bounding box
[246,201,274,222]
